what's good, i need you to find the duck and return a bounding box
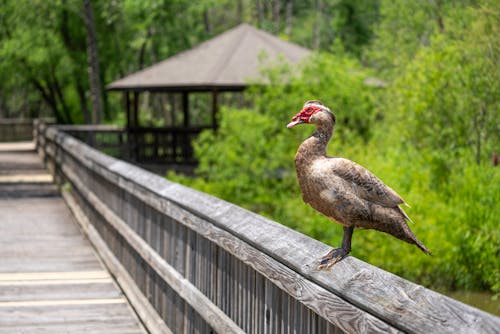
[287,100,431,269]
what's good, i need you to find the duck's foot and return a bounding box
[318,247,350,269]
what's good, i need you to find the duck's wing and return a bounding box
[329,158,406,208]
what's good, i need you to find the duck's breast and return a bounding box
[298,158,370,225]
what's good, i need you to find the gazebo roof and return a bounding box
[107,23,311,92]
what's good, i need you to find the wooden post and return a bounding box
[182,92,189,128]
[125,92,131,129]
[211,90,218,130]
[125,91,133,161]
[181,92,190,162]
[133,91,139,128]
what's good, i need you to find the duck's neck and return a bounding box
[295,122,334,166]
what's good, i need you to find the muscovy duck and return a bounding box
[287,100,431,269]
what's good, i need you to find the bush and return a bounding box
[169,2,499,295]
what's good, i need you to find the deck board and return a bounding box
[0,142,147,334]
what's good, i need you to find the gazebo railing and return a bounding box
[0,118,53,142]
[59,125,129,159]
[130,126,210,164]
[56,124,211,165]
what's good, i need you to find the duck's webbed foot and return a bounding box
[318,226,354,270]
[318,247,350,269]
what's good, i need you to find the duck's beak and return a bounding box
[286,119,304,128]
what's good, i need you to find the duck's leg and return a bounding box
[318,226,353,269]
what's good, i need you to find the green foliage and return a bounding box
[387,22,499,164]
[365,0,478,75]
[170,0,500,296]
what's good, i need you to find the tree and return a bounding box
[83,0,103,124]
[365,0,479,76]
[0,1,74,122]
[385,1,499,165]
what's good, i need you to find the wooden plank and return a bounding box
[62,165,245,334]
[0,271,109,281]
[0,174,52,182]
[63,190,173,334]
[0,197,104,273]
[0,278,112,286]
[0,282,121,302]
[0,303,145,334]
[0,298,126,307]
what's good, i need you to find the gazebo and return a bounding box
[106,23,310,167]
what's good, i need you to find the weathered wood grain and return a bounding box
[0,282,120,302]
[61,165,245,334]
[0,144,147,334]
[0,303,145,334]
[63,190,173,334]
[39,123,500,334]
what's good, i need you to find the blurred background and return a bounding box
[0,0,498,314]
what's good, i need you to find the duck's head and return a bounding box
[286,100,336,129]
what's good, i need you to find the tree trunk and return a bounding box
[76,81,91,124]
[430,0,445,33]
[51,73,73,123]
[203,9,212,34]
[472,104,486,165]
[237,0,243,23]
[273,0,281,33]
[83,0,103,124]
[313,0,323,49]
[137,31,150,70]
[256,0,263,27]
[285,0,293,37]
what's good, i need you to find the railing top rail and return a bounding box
[55,124,125,132]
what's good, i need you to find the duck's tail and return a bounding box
[372,205,432,255]
[400,215,432,255]
[413,236,432,255]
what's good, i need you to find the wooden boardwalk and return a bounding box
[0,142,146,334]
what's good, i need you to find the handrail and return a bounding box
[35,120,500,334]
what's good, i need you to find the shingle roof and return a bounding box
[106,23,311,92]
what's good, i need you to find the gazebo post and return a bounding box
[125,92,131,128]
[131,91,139,161]
[124,91,132,160]
[181,91,190,161]
[211,89,218,130]
[182,92,189,127]
[133,91,139,128]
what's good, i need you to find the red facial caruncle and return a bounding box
[286,104,323,128]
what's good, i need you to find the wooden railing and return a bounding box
[0,118,41,142]
[35,121,500,334]
[130,126,209,164]
[57,124,129,159]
